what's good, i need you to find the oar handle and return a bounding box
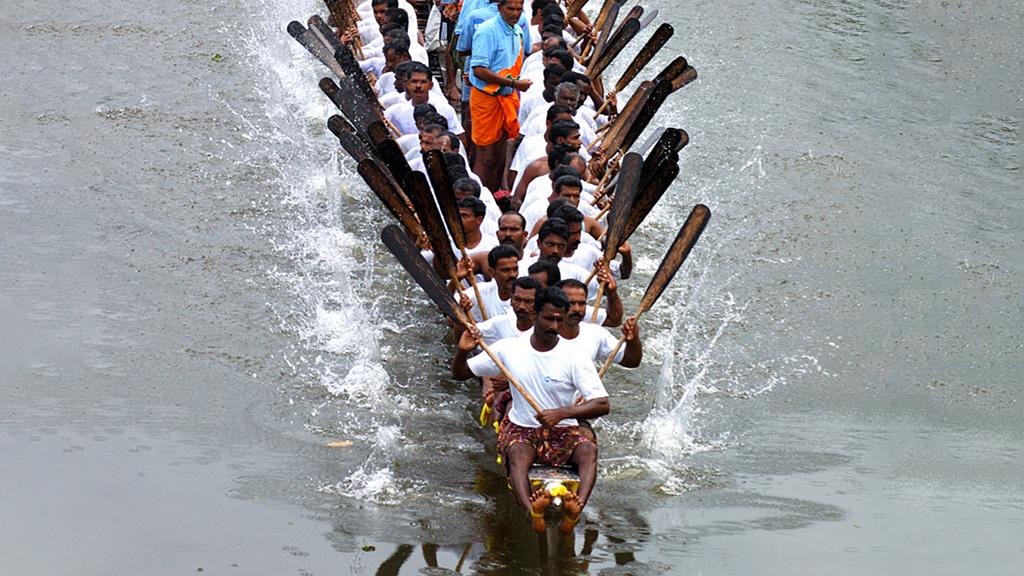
[477,340,543,414]
[460,246,489,320]
[590,280,606,323]
[594,90,616,119]
[598,333,626,378]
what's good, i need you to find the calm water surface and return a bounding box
[1,0,1021,574]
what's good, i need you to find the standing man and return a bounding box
[453,286,609,533]
[468,0,532,191]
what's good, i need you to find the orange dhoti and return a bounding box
[469,87,521,147]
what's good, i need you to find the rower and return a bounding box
[454,286,609,533]
[556,279,638,366]
[519,218,600,295]
[457,244,521,322]
[513,122,581,204]
[456,197,498,259]
[507,102,575,196]
[521,166,580,232]
[385,62,464,140]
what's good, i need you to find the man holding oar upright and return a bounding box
[453,286,609,533]
[467,0,531,191]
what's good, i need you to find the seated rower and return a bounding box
[507,102,576,195]
[385,62,464,139]
[513,125,582,206]
[456,244,521,322]
[526,259,612,324]
[398,107,442,155]
[453,286,609,533]
[519,218,600,295]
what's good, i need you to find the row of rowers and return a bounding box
[349,0,614,202]
[336,0,638,530]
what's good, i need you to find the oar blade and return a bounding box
[602,152,643,260]
[327,114,372,162]
[590,17,641,79]
[619,78,673,153]
[623,154,679,243]
[375,138,413,184]
[614,23,673,93]
[381,224,468,326]
[403,170,458,278]
[356,158,424,240]
[423,149,466,248]
[638,204,711,315]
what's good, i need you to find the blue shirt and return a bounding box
[454,0,488,37]
[468,15,528,94]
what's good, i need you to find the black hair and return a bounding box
[453,176,481,198]
[537,217,570,242]
[386,8,409,29]
[380,22,405,37]
[457,196,486,219]
[384,34,411,56]
[487,244,522,268]
[549,120,580,143]
[442,131,461,153]
[546,103,574,122]
[540,4,565,21]
[543,63,568,83]
[500,210,526,230]
[560,70,590,86]
[426,113,449,130]
[546,49,573,71]
[554,175,582,195]
[548,164,580,181]
[555,278,587,296]
[550,202,584,224]
[407,61,432,78]
[547,144,578,170]
[421,123,446,135]
[534,285,570,312]
[512,276,543,293]
[527,259,561,286]
[413,102,438,121]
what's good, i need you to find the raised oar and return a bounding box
[599,204,711,377]
[355,158,427,244]
[656,56,689,85]
[381,225,543,413]
[575,0,616,49]
[589,153,643,321]
[319,77,379,138]
[616,77,674,154]
[327,114,372,163]
[599,5,643,60]
[588,80,652,153]
[423,149,488,320]
[334,45,402,137]
[593,23,674,118]
[586,16,641,80]
[401,171,470,304]
[671,65,699,92]
[287,21,347,79]
[621,153,681,245]
[307,15,344,55]
[586,0,624,64]
[565,0,592,21]
[375,137,413,185]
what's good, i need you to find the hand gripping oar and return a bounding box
[599,204,711,377]
[589,152,643,322]
[327,114,374,163]
[356,158,427,244]
[381,225,543,413]
[585,0,624,64]
[423,149,489,320]
[593,23,674,118]
[287,21,348,79]
[575,0,616,49]
[586,16,641,80]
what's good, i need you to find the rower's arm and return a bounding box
[618,316,643,368]
[536,397,610,427]
[452,327,484,380]
[617,241,633,279]
[602,278,623,328]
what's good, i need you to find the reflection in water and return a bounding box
[361,466,658,574]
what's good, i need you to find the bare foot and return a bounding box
[559,492,583,534]
[529,488,551,533]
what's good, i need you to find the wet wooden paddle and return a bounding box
[307,15,344,55]
[589,152,643,321]
[593,23,674,118]
[400,171,471,306]
[381,225,543,413]
[599,204,711,377]
[355,158,426,244]
[586,16,641,80]
[287,21,347,78]
[326,114,372,163]
[319,77,379,139]
[423,149,488,320]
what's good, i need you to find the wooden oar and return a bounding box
[307,15,344,55]
[586,17,641,80]
[423,149,488,320]
[616,77,674,154]
[381,225,543,413]
[588,80,652,152]
[638,8,660,30]
[671,65,699,92]
[327,114,372,163]
[656,56,689,85]
[565,0,593,21]
[575,0,616,49]
[333,45,401,136]
[599,204,711,377]
[400,171,473,307]
[598,5,643,62]
[319,77,378,138]
[589,152,643,321]
[287,21,347,79]
[586,0,624,64]
[598,80,660,155]
[621,154,680,245]
[375,138,413,185]
[593,23,674,118]
[355,158,426,244]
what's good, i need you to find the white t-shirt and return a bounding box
[463,279,512,322]
[476,312,530,346]
[397,133,420,154]
[467,335,608,427]
[385,96,465,136]
[563,323,625,365]
[518,256,600,295]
